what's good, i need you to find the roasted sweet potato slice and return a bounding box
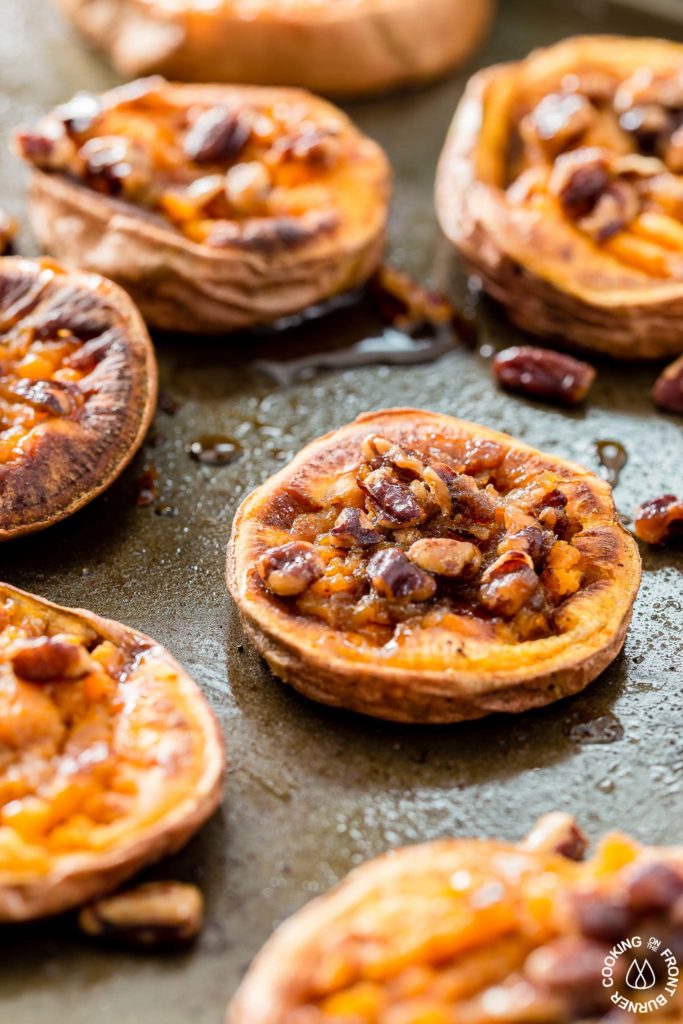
[0,583,224,922]
[0,257,156,539]
[228,815,683,1023]
[55,0,493,98]
[16,79,390,333]
[436,36,683,358]
[227,409,641,724]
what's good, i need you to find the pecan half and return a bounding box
[653,353,683,415]
[524,936,609,991]
[522,812,588,861]
[633,494,683,545]
[257,541,325,596]
[225,161,271,215]
[11,636,94,681]
[578,180,639,241]
[360,467,426,529]
[493,346,595,406]
[15,122,77,171]
[623,862,683,913]
[329,508,382,548]
[521,92,594,157]
[80,136,152,200]
[549,149,610,219]
[79,882,203,947]
[479,550,539,617]
[366,547,436,602]
[183,106,250,164]
[407,538,481,578]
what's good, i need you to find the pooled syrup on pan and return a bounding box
[188,435,243,466]
[567,712,625,745]
[250,268,477,387]
[594,439,628,486]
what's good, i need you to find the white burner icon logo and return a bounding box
[625,958,657,991]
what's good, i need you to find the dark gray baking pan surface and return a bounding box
[0,0,681,1021]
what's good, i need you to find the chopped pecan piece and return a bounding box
[367,547,436,602]
[498,521,555,569]
[618,103,672,151]
[522,812,588,861]
[524,936,609,991]
[653,353,683,415]
[257,540,325,596]
[183,106,250,164]
[578,180,639,241]
[573,892,633,942]
[80,136,152,200]
[11,635,94,681]
[521,92,594,156]
[633,494,683,545]
[493,346,595,406]
[407,538,481,578]
[623,862,683,913]
[479,550,539,617]
[225,161,271,215]
[56,92,102,135]
[79,882,203,947]
[329,508,382,548]
[549,149,611,219]
[15,123,77,171]
[360,467,426,529]
[432,464,495,530]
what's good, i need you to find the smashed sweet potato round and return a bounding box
[228,814,683,1023]
[55,0,493,99]
[436,36,683,358]
[0,257,157,539]
[227,409,641,723]
[16,78,390,333]
[0,583,224,922]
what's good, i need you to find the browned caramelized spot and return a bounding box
[634,494,683,544]
[256,434,593,642]
[16,84,365,249]
[0,269,121,466]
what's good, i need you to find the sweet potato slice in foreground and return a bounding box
[228,815,683,1023]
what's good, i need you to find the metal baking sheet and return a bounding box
[1,1,682,1021]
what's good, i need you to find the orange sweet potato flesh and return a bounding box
[0,583,224,921]
[227,409,641,723]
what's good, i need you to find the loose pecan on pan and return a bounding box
[16,79,390,333]
[0,583,223,922]
[227,409,641,724]
[436,36,683,358]
[227,815,683,1024]
[55,0,493,99]
[0,257,157,539]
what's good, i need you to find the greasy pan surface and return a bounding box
[0,0,682,1022]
